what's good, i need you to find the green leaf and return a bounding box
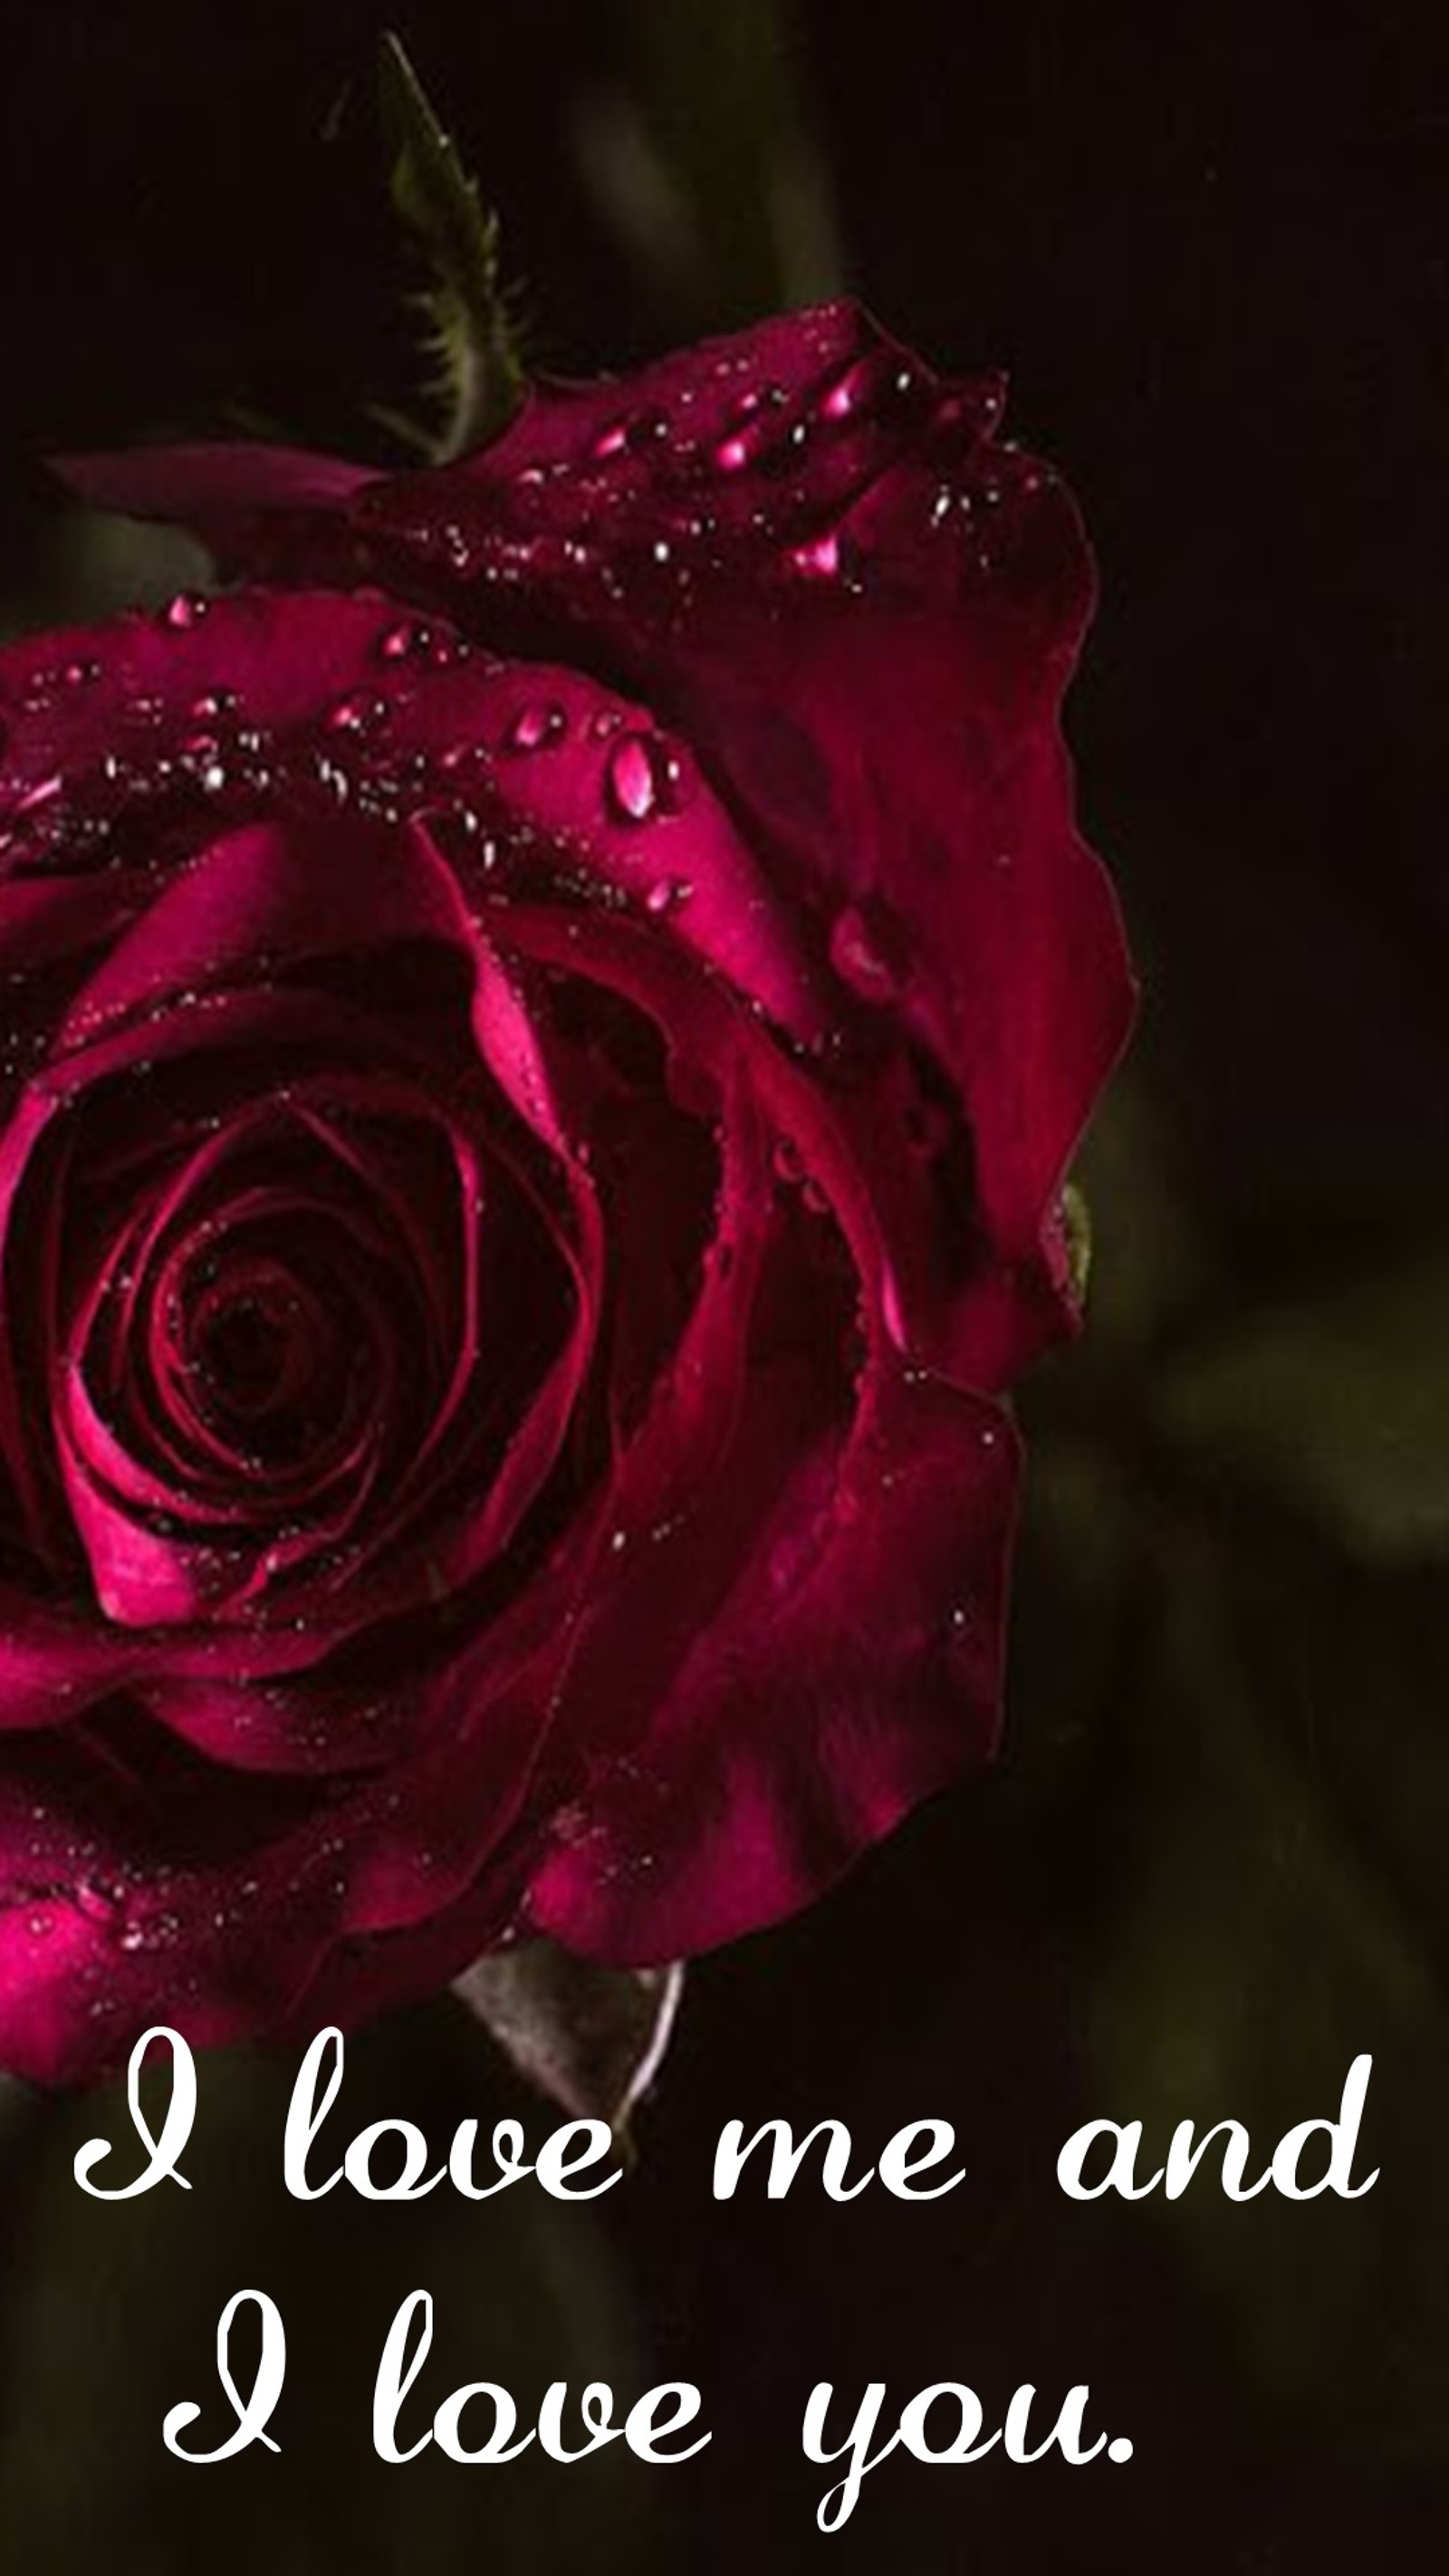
[456,1939,684,2138]
[1156,1252,1449,1560]
[377,33,524,462]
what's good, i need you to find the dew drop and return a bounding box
[819,359,868,421]
[818,351,911,426]
[16,774,62,815]
[645,877,691,914]
[378,617,441,663]
[327,691,388,735]
[506,702,567,753]
[605,729,680,824]
[590,418,630,460]
[162,591,209,630]
[314,755,350,803]
[73,1879,120,1927]
[713,434,753,473]
[789,531,840,579]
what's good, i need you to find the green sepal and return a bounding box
[456,1939,684,2144]
[378,33,526,462]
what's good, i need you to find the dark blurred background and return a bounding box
[1,2,1446,2568]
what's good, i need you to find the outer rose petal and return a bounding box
[0,1523,608,2085]
[61,300,1135,1379]
[525,1368,1018,1959]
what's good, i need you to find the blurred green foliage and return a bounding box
[573,0,841,324]
[1014,1071,1449,2459]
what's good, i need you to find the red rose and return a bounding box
[0,303,1130,2084]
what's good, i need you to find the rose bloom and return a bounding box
[0,303,1131,2082]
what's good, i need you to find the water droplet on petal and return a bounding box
[819,358,870,421]
[818,351,912,427]
[16,775,62,814]
[713,434,753,473]
[645,877,691,914]
[789,531,841,579]
[605,730,680,824]
[162,591,208,630]
[378,617,437,663]
[943,1598,988,1686]
[590,418,631,460]
[506,702,567,753]
[327,691,388,735]
[73,1879,120,1927]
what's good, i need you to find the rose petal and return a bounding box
[77,307,1132,1375]
[525,1363,1019,1959]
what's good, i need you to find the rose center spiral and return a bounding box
[188,1264,324,1426]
